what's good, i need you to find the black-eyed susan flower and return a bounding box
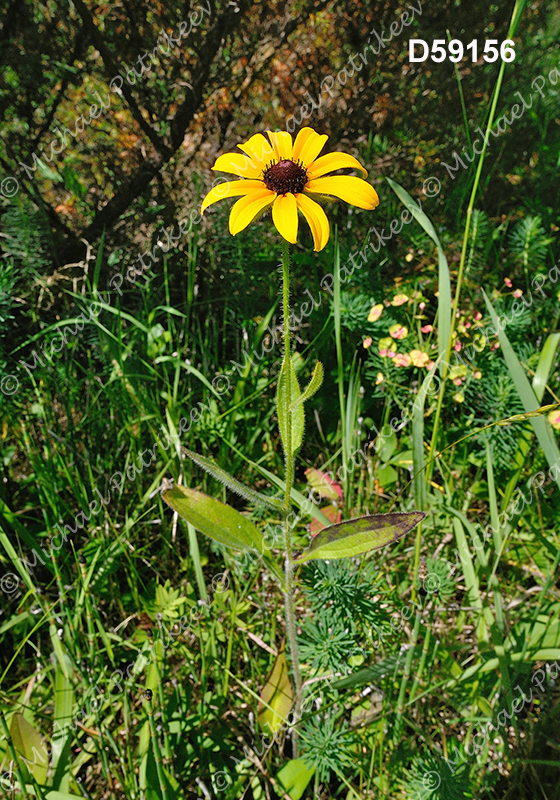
[200,127,379,251]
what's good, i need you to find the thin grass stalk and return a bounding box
[426,0,527,477]
[280,239,302,756]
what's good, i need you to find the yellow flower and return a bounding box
[367,303,383,322]
[375,372,384,384]
[391,293,409,306]
[200,127,379,251]
[409,349,429,367]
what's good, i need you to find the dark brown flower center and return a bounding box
[263,159,308,195]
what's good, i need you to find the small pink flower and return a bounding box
[513,289,523,298]
[421,324,433,333]
[363,337,373,349]
[473,370,482,379]
[465,322,471,329]
[393,353,412,367]
[389,324,408,340]
[475,312,482,321]
[454,341,462,352]
[492,342,500,350]
[504,277,513,287]
[452,377,462,386]
[425,360,435,370]
[419,301,426,310]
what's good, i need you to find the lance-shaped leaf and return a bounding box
[277,355,304,455]
[182,447,283,510]
[258,648,293,734]
[290,360,323,411]
[162,483,265,552]
[10,713,49,784]
[294,512,426,562]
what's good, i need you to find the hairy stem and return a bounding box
[280,239,302,756]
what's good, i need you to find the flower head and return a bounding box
[367,303,384,322]
[389,324,408,340]
[393,353,412,367]
[200,127,379,251]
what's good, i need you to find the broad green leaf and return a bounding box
[10,713,49,784]
[290,360,323,410]
[387,177,451,371]
[276,758,315,800]
[258,649,293,734]
[294,512,425,562]
[161,483,265,552]
[51,657,74,787]
[376,463,397,487]
[277,355,304,455]
[183,447,283,510]
[483,291,560,490]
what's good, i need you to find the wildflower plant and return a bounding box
[160,126,424,755]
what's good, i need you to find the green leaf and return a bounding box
[386,178,451,372]
[532,333,560,402]
[331,654,403,690]
[277,355,304,455]
[258,649,293,734]
[483,291,560,491]
[294,512,425,562]
[290,361,323,411]
[161,483,265,552]
[276,758,315,800]
[183,447,283,510]
[10,713,49,784]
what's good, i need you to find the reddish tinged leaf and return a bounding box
[304,467,343,502]
[295,512,426,562]
[309,505,342,536]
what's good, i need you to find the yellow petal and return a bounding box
[272,193,298,244]
[305,176,379,210]
[229,190,274,235]
[307,152,368,179]
[267,131,293,161]
[237,133,275,168]
[296,194,330,251]
[212,152,263,178]
[292,127,328,167]
[201,180,265,213]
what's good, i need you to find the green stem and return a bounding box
[280,239,302,757]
